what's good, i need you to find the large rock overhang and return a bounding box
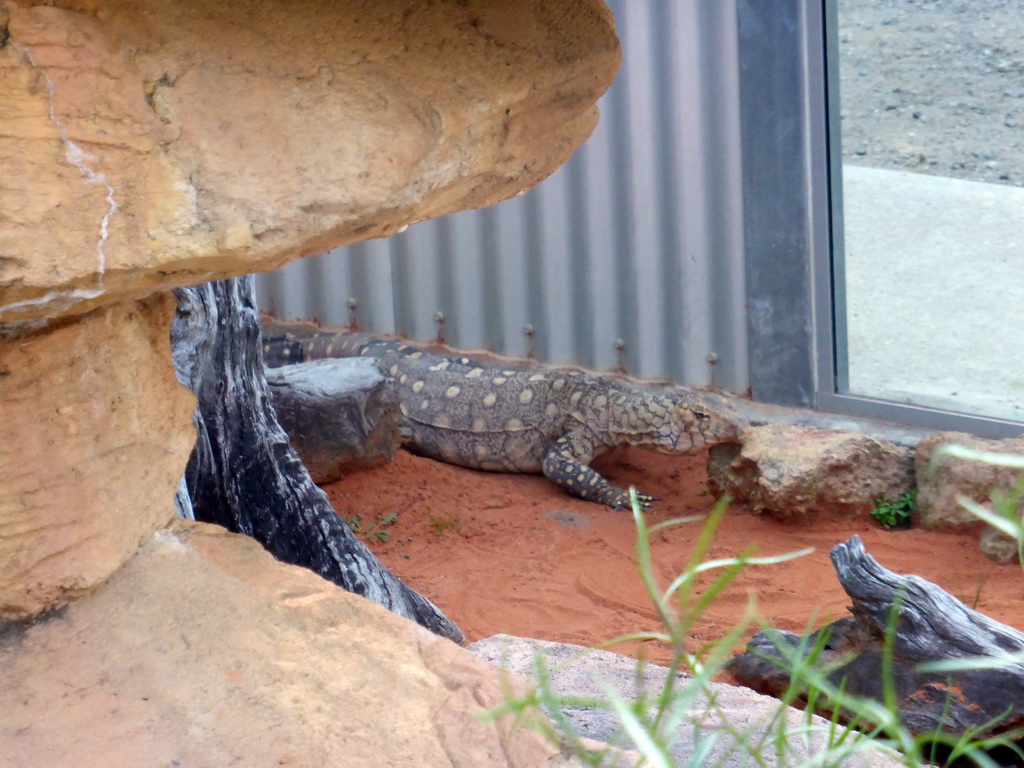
[0,0,621,324]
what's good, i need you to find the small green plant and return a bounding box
[428,512,463,534]
[342,512,398,544]
[870,490,917,528]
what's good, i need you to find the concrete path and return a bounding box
[841,165,1024,424]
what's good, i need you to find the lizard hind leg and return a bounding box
[541,433,654,510]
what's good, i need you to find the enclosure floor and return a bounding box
[322,448,1024,667]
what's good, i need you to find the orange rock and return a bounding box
[0,521,624,767]
[0,294,195,619]
[0,0,620,324]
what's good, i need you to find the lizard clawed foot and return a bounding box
[611,490,657,511]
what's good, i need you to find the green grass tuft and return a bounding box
[428,512,463,534]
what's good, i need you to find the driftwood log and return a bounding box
[264,358,402,484]
[729,535,1024,741]
[171,276,464,645]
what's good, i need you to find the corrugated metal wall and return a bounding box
[255,0,749,393]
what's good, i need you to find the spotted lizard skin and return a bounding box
[262,325,747,509]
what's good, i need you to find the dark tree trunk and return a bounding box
[171,276,464,645]
[729,535,1024,742]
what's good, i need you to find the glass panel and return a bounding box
[834,0,1024,423]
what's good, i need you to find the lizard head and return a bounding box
[649,394,748,454]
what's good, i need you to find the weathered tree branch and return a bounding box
[171,276,464,645]
[830,535,1024,661]
[264,357,401,484]
[729,535,1024,741]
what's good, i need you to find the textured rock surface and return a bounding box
[471,634,905,767]
[0,294,194,619]
[916,431,1024,561]
[708,424,915,522]
[265,358,401,484]
[0,522,613,768]
[0,0,619,325]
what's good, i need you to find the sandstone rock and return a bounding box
[471,634,905,767]
[0,0,620,325]
[980,525,1021,563]
[0,294,195,620]
[708,424,915,522]
[0,521,618,767]
[915,431,1024,561]
[265,358,401,484]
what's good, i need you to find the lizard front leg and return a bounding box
[541,432,654,509]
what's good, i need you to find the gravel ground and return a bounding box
[839,0,1024,187]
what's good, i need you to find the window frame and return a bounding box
[740,0,1024,439]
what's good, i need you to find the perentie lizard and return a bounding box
[262,324,746,509]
